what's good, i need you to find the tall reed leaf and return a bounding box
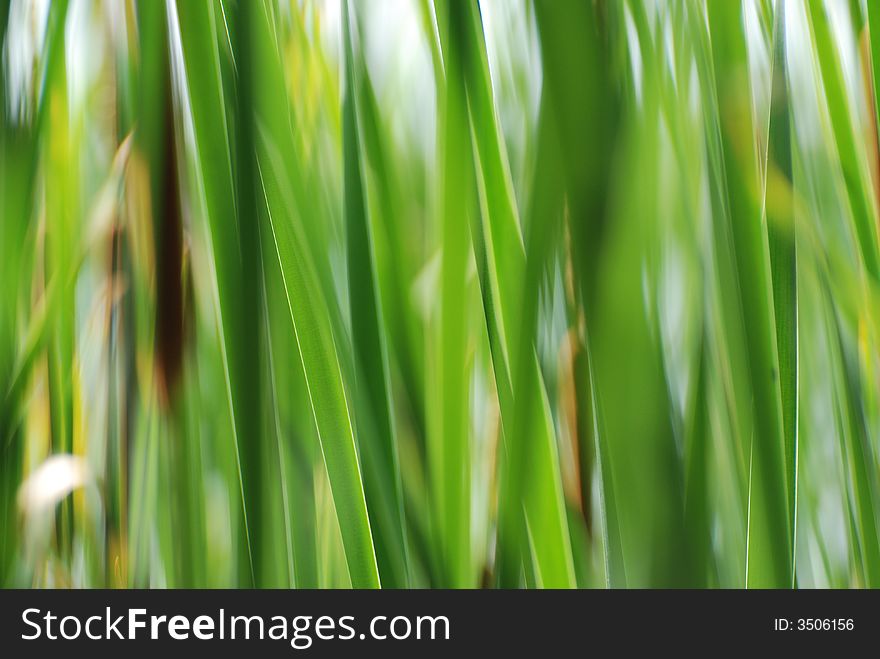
[248,0,380,588]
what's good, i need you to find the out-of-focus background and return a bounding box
[1,0,880,588]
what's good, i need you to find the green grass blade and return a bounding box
[175,0,255,586]
[705,0,792,587]
[342,0,409,588]
[428,0,474,588]
[869,0,880,150]
[824,295,880,586]
[248,0,380,589]
[807,0,880,281]
[448,0,575,588]
[0,0,26,585]
[765,2,798,583]
[533,0,622,586]
[355,65,427,448]
[42,0,76,563]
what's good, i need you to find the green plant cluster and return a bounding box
[1,0,879,589]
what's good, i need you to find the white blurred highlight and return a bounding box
[17,454,90,516]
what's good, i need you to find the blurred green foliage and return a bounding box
[1,0,880,588]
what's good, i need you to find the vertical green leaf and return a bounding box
[248,0,380,588]
[342,0,409,588]
[175,0,256,586]
[448,0,575,588]
[765,2,798,581]
[807,0,880,280]
[705,0,792,587]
